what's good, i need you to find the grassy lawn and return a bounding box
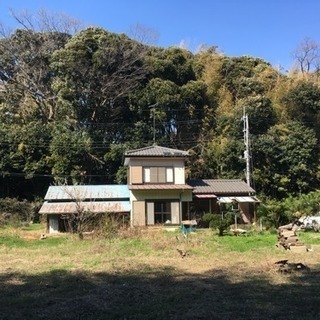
[0,225,320,320]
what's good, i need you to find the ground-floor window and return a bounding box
[147,200,180,225]
[154,201,171,224]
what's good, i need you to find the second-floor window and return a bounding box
[144,167,174,183]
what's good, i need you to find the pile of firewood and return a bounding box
[275,260,310,273]
[277,223,307,251]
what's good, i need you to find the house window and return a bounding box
[147,201,180,225]
[166,167,174,183]
[144,167,151,182]
[143,167,174,183]
[154,201,172,224]
[232,201,239,211]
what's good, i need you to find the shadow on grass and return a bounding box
[1,265,320,320]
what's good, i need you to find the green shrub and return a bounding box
[199,212,234,236]
[0,198,35,226]
[209,212,234,236]
[199,213,216,228]
[257,198,293,228]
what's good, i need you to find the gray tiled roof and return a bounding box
[187,179,255,195]
[125,145,189,157]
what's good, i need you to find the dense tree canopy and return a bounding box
[252,121,318,197]
[0,24,319,201]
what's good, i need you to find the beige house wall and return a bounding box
[127,155,191,226]
[130,190,192,226]
[132,201,146,226]
[130,190,192,202]
[128,158,186,185]
[130,166,143,184]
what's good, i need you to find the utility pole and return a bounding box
[152,107,156,145]
[148,103,158,145]
[243,107,251,187]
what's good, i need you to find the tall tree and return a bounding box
[0,29,70,123]
[292,37,320,75]
[282,80,320,138]
[220,56,272,101]
[47,125,98,184]
[51,27,150,182]
[146,46,196,85]
[52,27,148,127]
[130,46,208,148]
[252,121,318,198]
[0,121,52,198]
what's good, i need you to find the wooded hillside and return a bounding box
[1,23,319,201]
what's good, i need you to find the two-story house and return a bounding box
[124,145,193,226]
[39,144,259,232]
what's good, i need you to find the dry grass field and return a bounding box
[1,224,320,320]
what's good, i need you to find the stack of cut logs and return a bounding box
[277,223,306,251]
[275,260,310,273]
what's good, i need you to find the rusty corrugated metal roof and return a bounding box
[39,201,131,214]
[187,179,255,195]
[44,185,129,200]
[128,184,193,190]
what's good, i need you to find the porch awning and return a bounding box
[234,196,259,203]
[218,196,259,203]
[195,194,217,198]
[217,197,234,203]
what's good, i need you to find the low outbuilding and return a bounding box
[39,185,130,233]
[186,179,259,223]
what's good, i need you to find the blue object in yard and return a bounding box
[181,220,197,233]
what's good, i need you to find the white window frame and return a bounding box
[166,167,174,183]
[144,167,151,183]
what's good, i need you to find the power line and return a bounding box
[0,172,111,178]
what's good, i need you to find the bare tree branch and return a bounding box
[128,22,159,45]
[9,8,83,34]
[9,8,35,31]
[292,37,320,75]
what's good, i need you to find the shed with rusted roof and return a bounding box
[39,185,130,233]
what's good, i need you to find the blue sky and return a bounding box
[0,0,319,71]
